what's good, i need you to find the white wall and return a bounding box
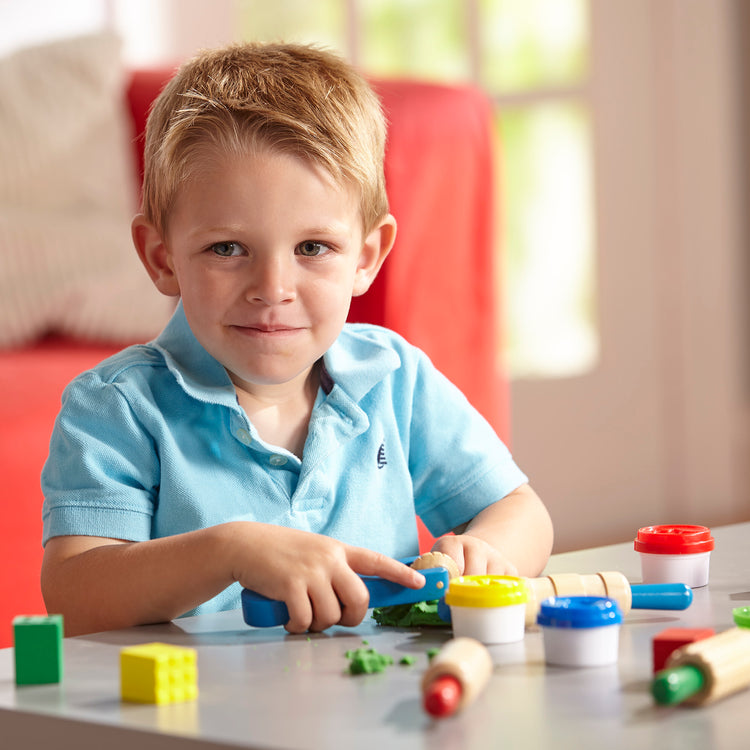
[0,0,239,64]
[0,0,107,55]
[510,0,750,551]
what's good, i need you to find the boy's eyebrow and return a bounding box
[190,224,244,236]
[297,221,352,237]
[178,225,245,243]
[188,221,353,239]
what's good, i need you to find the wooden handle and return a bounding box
[422,637,493,711]
[524,571,633,626]
[666,627,750,705]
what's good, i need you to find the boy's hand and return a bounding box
[228,524,425,633]
[429,533,519,578]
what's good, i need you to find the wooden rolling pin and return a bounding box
[422,637,492,718]
[651,627,750,705]
[523,572,693,626]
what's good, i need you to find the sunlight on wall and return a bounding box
[238,0,346,54]
[497,104,596,378]
[358,0,469,82]
[479,0,588,92]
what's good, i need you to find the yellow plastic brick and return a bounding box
[120,642,198,704]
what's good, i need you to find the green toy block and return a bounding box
[13,615,64,685]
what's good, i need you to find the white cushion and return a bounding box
[0,32,173,347]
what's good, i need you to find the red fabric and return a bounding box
[125,68,176,188]
[0,69,507,645]
[371,80,508,436]
[0,339,122,646]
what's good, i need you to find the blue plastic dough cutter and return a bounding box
[241,565,450,628]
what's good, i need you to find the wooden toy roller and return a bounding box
[652,627,750,705]
[523,572,693,626]
[422,637,493,717]
[412,551,461,580]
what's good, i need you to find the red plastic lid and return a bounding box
[634,525,714,554]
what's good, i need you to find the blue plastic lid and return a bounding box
[536,596,623,629]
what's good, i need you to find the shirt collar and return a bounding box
[323,325,401,403]
[153,302,238,407]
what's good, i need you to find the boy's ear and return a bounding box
[352,214,397,297]
[131,214,181,297]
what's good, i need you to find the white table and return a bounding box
[2,523,749,749]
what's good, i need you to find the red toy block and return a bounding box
[652,627,715,673]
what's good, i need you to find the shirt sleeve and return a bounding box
[406,348,528,537]
[41,371,159,545]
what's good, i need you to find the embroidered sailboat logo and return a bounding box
[377,443,387,469]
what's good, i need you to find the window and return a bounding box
[240,0,596,379]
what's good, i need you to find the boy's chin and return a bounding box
[225,364,320,393]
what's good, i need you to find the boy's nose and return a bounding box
[246,255,296,305]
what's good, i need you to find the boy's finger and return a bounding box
[432,538,466,576]
[332,574,370,627]
[486,554,518,577]
[309,586,344,632]
[284,586,314,634]
[461,545,486,576]
[347,547,426,589]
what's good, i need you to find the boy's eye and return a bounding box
[296,241,329,257]
[210,242,243,257]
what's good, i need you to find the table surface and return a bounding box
[2,523,749,749]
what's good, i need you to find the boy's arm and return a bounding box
[429,483,553,578]
[41,523,425,637]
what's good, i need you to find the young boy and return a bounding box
[40,43,553,637]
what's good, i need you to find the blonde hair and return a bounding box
[141,42,389,236]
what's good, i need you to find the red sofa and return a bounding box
[0,68,508,647]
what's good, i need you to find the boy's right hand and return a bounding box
[225,523,425,633]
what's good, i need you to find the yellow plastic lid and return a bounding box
[445,575,529,608]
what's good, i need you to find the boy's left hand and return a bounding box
[429,533,518,577]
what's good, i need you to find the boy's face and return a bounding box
[139,148,394,396]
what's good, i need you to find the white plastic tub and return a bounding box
[445,575,528,645]
[537,597,623,668]
[634,525,714,588]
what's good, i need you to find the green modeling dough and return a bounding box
[345,647,394,674]
[371,600,447,628]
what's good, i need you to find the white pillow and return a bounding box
[0,32,174,347]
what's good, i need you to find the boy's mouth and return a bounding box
[230,323,303,336]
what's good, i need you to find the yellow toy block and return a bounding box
[120,642,198,704]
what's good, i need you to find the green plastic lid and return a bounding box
[733,606,750,628]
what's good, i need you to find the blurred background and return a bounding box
[1,0,748,552]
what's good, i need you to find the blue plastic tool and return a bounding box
[630,582,693,610]
[436,581,692,624]
[241,566,450,628]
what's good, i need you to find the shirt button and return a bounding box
[269,454,288,467]
[236,428,252,446]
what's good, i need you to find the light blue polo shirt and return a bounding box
[42,303,527,616]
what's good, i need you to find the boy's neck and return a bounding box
[230,362,321,459]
